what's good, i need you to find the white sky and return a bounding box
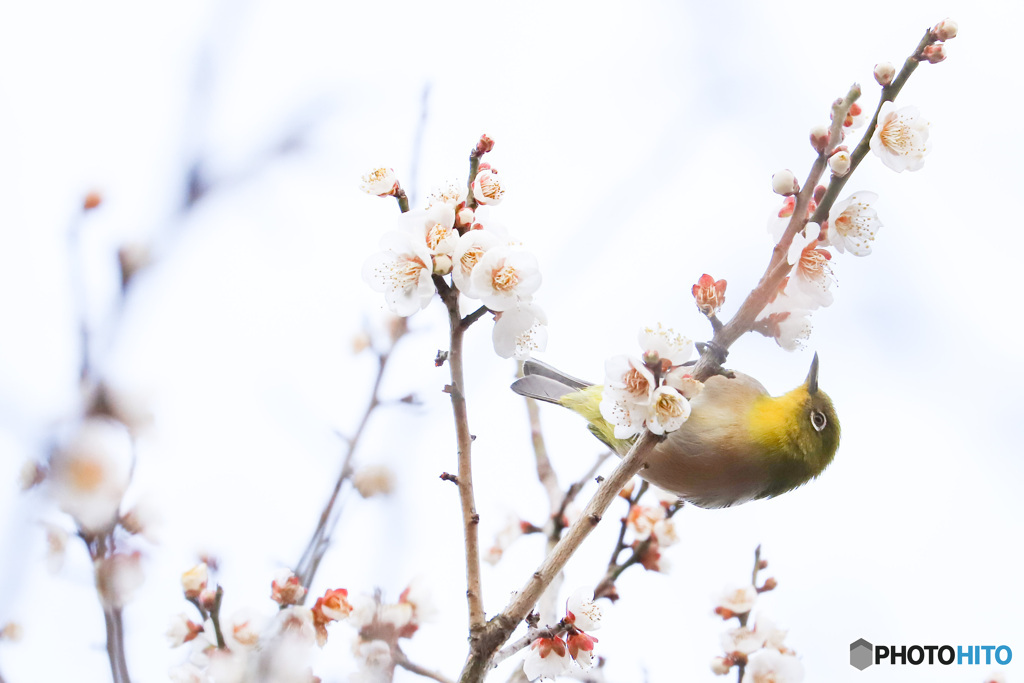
[1,1,1022,682]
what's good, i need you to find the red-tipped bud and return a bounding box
[771,170,800,196]
[813,185,827,204]
[759,577,778,592]
[921,44,947,64]
[83,191,103,211]
[692,273,727,317]
[873,62,896,86]
[475,134,495,155]
[809,125,830,153]
[932,18,958,41]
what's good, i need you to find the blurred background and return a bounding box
[1,0,1021,681]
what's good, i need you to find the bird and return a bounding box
[510,355,840,508]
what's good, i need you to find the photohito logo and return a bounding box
[850,639,1012,670]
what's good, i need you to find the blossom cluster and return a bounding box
[523,588,603,680]
[619,483,682,574]
[168,565,439,682]
[361,141,548,359]
[711,578,803,683]
[600,325,703,439]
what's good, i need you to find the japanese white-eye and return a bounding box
[511,355,840,508]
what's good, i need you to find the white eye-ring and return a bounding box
[810,410,827,432]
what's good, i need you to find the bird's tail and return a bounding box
[510,360,592,403]
[511,361,629,454]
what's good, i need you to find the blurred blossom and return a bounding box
[716,584,757,616]
[742,649,805,683]
[166,613,203,647]
[181,562,208,598]
[95,551,144,608]
[48,417,132,532]
[271,568,307,606]
[721,625,764,655]
[353,465,396,498]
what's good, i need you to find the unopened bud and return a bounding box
[710,656,732,676]
[619,481,636,499]
[760,577,778,592]
[932,18,958,41]
[813,185,827,204]
[771,170,799,196]
[198,588,217,610]
[828,150,851,176]
[352,465,395,498]
[692,273,727,317]
[456,205,475,228]
[809,125,830,153]
[1,622,23,642]
[475,134,495,155]
[921,44,947,64]
[83,191,103,211]
[432,254,453,275]
[873,62,896,86]
[181,563,209,599]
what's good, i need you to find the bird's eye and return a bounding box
[810,410,827,432]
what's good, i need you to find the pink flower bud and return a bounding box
[809,125,830,153]
[932,18,958,41]
[475,134,495,155]
[873,62,895,86]
[456,205,475,228]
[828,150,851,176]
[692,273,727,316]
[771,170,799,196]
[921,44,947,64]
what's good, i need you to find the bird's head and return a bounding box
[790,352,841,468]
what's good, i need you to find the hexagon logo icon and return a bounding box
[850,638,873,670]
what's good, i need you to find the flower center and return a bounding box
[460,246,484,275]
[425,223,452,252]
[622,368,650,398]
[491,264,519,292]
[392,257,426,290]
[880,119,912,153]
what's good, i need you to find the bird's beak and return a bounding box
[806,352,819,394]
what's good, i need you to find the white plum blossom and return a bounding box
[471,167,505,205]
[775,308,813,351]
[400,205,458,260]
[566,587,602,632]
[468,246,541,311]
[785,242,835,310]
[647,385,691,435]
[827,191,882,256]
[753,615,789,650]
[721,625,765,655]
[600,355,655,439]
[716,584,758,616]
[523,636,571,680]
[360,167,398,196]
[492,302,548,359]
[787,224,820,266]
[362,231,435,316]
[870,102,930,172]
[742,649,805,683]
[638,324,694,365]
[665,367,703,399]
[452,229,500,295]
[428,180,468,209]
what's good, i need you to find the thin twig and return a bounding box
[393,645,457,683]
[294,350,393,592]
